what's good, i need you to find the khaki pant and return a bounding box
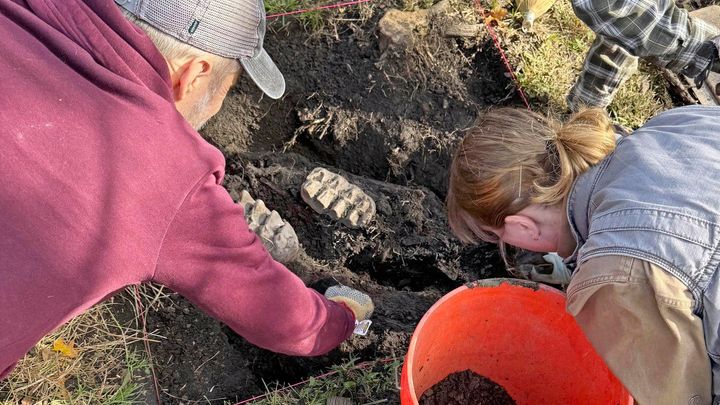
[566,255,712,405]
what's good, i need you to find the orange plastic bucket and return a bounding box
[400,278,633,404]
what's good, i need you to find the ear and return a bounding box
[504,214,540,242]
[170,57,213,102]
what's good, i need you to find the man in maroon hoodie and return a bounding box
[0,0,374,379]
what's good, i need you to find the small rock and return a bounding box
[443,23,483,38]
[377,8,429,52]
[378,0,468,52]
[690,5,720,30]
[376,197,393,216]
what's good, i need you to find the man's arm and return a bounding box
[152,173,355,356]
[566,255,711,404]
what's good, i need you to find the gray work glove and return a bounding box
[325,285,374,322]
[510,251,572,286]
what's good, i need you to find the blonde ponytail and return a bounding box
[534,109,617,204]
[447,107,616,244]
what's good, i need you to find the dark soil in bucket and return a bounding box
[420,370,516,405]
[137,1,520,403]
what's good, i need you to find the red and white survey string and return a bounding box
[473,0,532,110]
[266,0,373,19]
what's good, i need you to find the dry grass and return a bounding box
[0,285,169,405]
[400,0,436,10]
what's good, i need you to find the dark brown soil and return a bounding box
[420,370,516,405]
[139,1,519,403]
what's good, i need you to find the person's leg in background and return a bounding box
[567,36,638,110]
[567,0,720,110]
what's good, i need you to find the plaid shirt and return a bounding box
[567,0,720,109]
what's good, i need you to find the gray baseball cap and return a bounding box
[115,0,286,99]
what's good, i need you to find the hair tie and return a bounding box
[544,138,561,177]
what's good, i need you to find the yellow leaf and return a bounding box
[52,338,78,358]
[490,6,508,20]
[484,6,508,26]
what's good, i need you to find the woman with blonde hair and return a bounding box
[447,105,720,404]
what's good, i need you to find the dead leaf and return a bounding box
[490,6,508,20]
[52,338,78,358]
[484,6,508,26]
[56,377,71,400]
[40,347,53,361]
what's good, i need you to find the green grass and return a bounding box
[264,0,377,33]
[106,352,149,405]
[264,0,331,31]
[245,357,401,405]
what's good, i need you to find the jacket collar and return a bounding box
[566,162,605,262]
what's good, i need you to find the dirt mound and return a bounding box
[146,2,515,402]
[204,1,516,196]
[420,370,516,405]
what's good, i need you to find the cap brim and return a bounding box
[241,49,286,99]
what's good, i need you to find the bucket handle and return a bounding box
[466,277,540,291]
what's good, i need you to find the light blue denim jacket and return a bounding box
[566,105,720,401]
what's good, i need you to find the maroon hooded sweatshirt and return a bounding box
[0,0,354,378]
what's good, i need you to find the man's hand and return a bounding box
[325,285,374,321]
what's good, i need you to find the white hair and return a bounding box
[119,8,240,79]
